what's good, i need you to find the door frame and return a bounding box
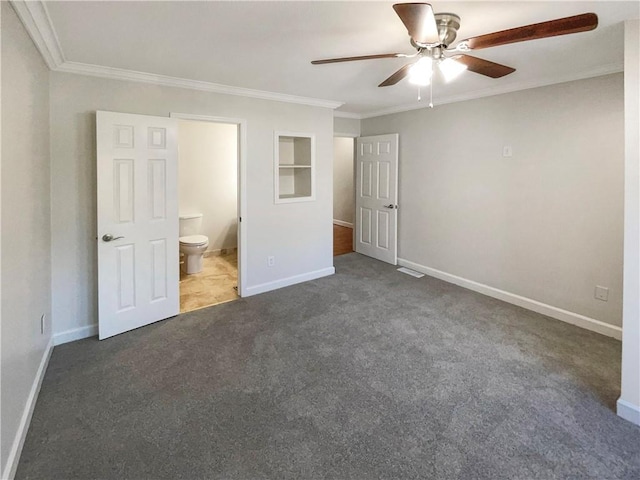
[170,112,248,297]
[333,132,359,248]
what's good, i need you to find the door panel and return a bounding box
[116,244,136,311]
[377,211,390,249]
[150,239,168,301]
[97,111,179,339]
[360,208,372,245]
[378,161,390,199]
[114,159,135,223]
[149,159,167,220]
[361,161,372,197]
[355,134,399,265]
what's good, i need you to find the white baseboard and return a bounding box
[397,258,622,340]
[2,339,53,480]
[244,267,335,297]
[333,220,354,229]
[617,398,640,425]
[53,324,98,346]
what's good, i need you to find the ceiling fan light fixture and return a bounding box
[311,5,599,93]
[408,56,433,86]
[439,57,467,82]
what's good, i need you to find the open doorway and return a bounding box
[176,119,239,312]
[333,136,355,256]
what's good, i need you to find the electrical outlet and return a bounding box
[502,146,513,157]
[40,314,46,334]
[595,286,609,302]
[267,256,275,267]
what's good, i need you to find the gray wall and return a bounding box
[362,74,624,327]
[333,137,354,225]
[334,116,360,136]
[49,72,334,338]
[1,2,52,476]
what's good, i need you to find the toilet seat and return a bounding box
[179,234,208,246]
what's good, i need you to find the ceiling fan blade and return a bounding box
[379,63,414,87]
[311,53,405,65]
[462,13,598,51]
[393,3,440,44]
[455,55,515,78]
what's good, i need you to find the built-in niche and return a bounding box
[274,132,315,203]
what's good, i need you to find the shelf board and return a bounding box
[278,164,312,168]
[279,193,311,199]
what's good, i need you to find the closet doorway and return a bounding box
[333,136,356,256]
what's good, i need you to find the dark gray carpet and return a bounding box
[17,253,640,479]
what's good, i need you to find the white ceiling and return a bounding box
[41,1,639,117]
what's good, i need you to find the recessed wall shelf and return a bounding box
[275,132,315,203]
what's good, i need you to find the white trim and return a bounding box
[57,61,343,110]
[9,0,64,69]
[53,324,98,345]
[2,339,53,480]
[397,258,623,340]
[333,219,354,228]
[244,267,335,297]
[171,112,248,297]
[334,111,361,119]
[170,113,245,124]
[359,63,623,119]
[617,398,640,426]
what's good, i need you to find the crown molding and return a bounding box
[12,0,343,110]
[359,62,624,119]
[10,0,64,69]
[333,110,362,119]
[56,61,344,109]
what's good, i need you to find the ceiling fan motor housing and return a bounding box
[433,13,461,47]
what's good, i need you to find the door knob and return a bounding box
[102,234,124,242]
[383,204,397,209]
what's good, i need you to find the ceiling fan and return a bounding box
[311,3,598,89]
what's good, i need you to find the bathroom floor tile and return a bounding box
[180,252,238,313]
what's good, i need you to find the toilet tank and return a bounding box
[179,214,203,237]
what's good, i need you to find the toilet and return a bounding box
[179,214,209,274]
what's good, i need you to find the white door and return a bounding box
[97,111,179,339]
[355,134,399,265]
